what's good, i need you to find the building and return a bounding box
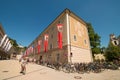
[94,54,105,61]
[110,34,120,47]
[0,24,12,59]
[26,9,93,64]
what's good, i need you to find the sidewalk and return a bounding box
[0,60,120,80]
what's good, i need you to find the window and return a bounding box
[50,43,53,49]
[52,27,54,31]
[56,53,60,62]
[114,41,118,45]
[84,40,87,44]
[70,52,73,57]
[74,35,77,41]
[51,34,53,39]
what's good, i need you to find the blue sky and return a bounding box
[0,0,120,47]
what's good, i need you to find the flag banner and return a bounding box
[33,43,37,54]
[30,47,31,54]
[7,43,12,51]
[57,23,63,49]
[3,38,9,49]
[44,34,49,41]
[27,47,31,55]
[5,41,10,51]
[44,40,48,52]
[38,40,42,45]
[25,49,28,57]
[44,34,49,52]
[30,45,34,54]
[4,38,9,50]
[37,45,40,54]
[23,51,26,57]
[57,23,63,32]
[37,40,41,54]
[58,32,62,49]
[0,34,7,47]
[23,51,27,57]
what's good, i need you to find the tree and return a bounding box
[9,37,26,54]
[105,42,120,61]
[117,35,120,47]
[9,37,19,52]
[100,46,106,54]
[117,35,120,39]
[9,37,18,47]
[87,23,101,56]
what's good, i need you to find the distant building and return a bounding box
[0,24,12,59]
[94,54,105,61]
[26,9,93,64]
[110,34,120,47]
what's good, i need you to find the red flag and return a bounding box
[37,40,41,54]
[57,23,63,49]
[57,23,63,32]
[37,45,40,54]
[58,32,62,49]
[31,45,34,54]
[44,40,48,52]
[44,34,49,52]
[24,50,28,57]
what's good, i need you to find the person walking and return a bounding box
[19,57,28,75]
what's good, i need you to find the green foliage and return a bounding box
[92,47,101,54]
[9,37,26,52]
[117,35,120,39]
[101,46,106,54]
[105,42,120,61]
[87,23,101,55]
[9,37,18,47]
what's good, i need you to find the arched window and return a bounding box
[114,41,118,45]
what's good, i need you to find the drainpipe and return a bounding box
[66,12,71,63]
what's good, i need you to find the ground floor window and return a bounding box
[56,53,60,63]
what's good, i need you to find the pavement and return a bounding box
[0,60,120,80]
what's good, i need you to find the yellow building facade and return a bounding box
[27,9,93,64]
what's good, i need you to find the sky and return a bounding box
[0,0,120,47]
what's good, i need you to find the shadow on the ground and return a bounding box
[2,68,45,80]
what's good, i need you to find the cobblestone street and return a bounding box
[0,60,120,80]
